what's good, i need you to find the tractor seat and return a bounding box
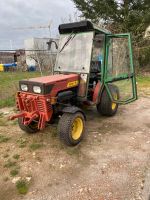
[90,61,101,73]
[89,61,101,88]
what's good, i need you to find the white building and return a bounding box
[24,37,58,71]
[145,26,150,39]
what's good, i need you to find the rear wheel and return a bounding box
[18,118,39,134]
[58,112,85,146]
[97,85,119,116]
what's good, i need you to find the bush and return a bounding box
[16,180,28,194]
[138,46,150,68]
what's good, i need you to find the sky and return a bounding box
[0,0,77,50]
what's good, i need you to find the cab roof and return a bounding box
[59,20,111,35]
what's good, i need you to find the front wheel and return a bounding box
[97,85,119,116]
[58,112,85,146]
[18,118,39,134]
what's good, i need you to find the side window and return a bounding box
[89,34,105,85]
[105,34,137,104]
[92,34,105,64]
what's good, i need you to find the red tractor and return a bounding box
[10,21,137,146]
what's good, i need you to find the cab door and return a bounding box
[104,33,137,104]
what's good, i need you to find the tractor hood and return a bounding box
[19,74,79,95]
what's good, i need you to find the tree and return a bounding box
[72,0,150,44]
[26,40,57,74]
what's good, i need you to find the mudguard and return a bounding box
[62,106,86,120]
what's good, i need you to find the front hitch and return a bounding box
[9,111,45,130]
[10,112,26,120]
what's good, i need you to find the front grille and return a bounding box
[46,102,52,112]
[22,98,33,112]
[19,93,52,114]
[37,100,45,112]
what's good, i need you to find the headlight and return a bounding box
[21,84,28,91]
[33,86,41,94]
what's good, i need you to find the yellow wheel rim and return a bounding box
[112,93,117,110]
[71,117,83,140]
[112,102,117,110]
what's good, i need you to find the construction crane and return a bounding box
[13,21,52,37]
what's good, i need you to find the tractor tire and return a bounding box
[97,85,119,116]
[58,112,85,146]
[18,118,39,134]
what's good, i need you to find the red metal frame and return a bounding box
[10,74,79,130]
[93,81,101,103]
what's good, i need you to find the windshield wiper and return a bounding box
[59,32,76,53]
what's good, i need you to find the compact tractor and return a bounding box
[10,21,137,146]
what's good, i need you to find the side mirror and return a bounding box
[47,40,58,50]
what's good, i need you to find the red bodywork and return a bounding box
[10,74,79,130]
[93,81,101,103]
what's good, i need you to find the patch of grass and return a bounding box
[10,169,19,177]
[0,118,7,126]
[58,143,65,150]
[137,75,150,85]
[19,144,26,148]
[0,96,15,108]
[0,72,41,108]
[66,147,80,156]
[51,128,57,138]
[17,138,28,148]
[136,75,150,96]
[29,143,43,151]
[11,120,18,125]
[4,159,16,168]
[13,154,20,160]
[137,75,150,90]
[16,179,29,195]
[0,134,10,143]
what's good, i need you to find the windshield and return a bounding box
[54,32,94,73]
[59,32,76,53]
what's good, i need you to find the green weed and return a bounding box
[0,118,7,126]
[11,120,18,125]
[16,179,28,195]
[29,143,43,151]
[66,147,80,156]
[0,134,10,143]
[10,169,19,177]
[4,160,16,168]
[17,138,28,148]
[137,75,150,88]
[51,129,57,138]
[13,154,20,160]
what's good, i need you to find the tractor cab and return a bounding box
[54,20,137,104]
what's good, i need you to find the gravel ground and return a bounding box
[0,96,150,200]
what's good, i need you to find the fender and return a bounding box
[93,81,104,104]
[62,106,86,120]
